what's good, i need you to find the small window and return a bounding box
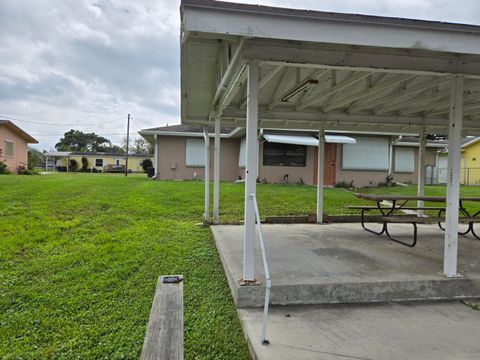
[263,142,306,167]
[5,141,13,157]
[186,138,205,167]
[95,159,103,167]
[394,147,415,173]
[116,159,120,165]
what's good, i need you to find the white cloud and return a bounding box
[1,0,479,149]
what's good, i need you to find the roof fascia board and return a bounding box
[138,130,232,138]
[182,1,480,56]
[460,137,480,148]
[395,142,447,148]
[0,121,38,143]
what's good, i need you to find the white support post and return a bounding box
[213,118,221,224]
[444,75,464,277]
[203,128,210,223]
[243,61,259,282]
[316,122,325,223]
[153,134,159,178]
[417,126,426,217]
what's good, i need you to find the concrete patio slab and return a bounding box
[212,224,480,307]
[239,301,480,360]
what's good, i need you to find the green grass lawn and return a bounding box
[2,173,479,358]
[0,174,368,359]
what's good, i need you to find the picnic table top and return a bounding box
[354,193,480,202]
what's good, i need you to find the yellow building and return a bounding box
[53,152,153,173]
[460,138,480,185]
[438,137,480,185]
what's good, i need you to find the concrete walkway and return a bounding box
[239,301,480,360]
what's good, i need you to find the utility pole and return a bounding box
[125,113,130,177]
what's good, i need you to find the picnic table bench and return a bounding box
[348,193,480,247]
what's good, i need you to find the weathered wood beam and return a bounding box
[210,39,245,111]
[239,65,284,108]
[141,275,183,360]
[324,74,415,112]
[296,71,371,111]
[349,76,449,113]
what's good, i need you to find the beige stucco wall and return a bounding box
[0,125,29,173]
[335,144,437,188]
[155,136,240,181]
[153,134,439,187]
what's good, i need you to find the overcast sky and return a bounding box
[1,0,480,150]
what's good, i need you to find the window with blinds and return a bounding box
[185,138,205,167]
[342,137,389,171]
[394,147,415,173]
[5,141,13,157]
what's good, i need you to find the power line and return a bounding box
[130,116,143,131]
[0,114,126,126]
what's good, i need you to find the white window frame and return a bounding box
[239,137,246,168]
[95,158,104,167]
[394,147,415,173]
[185,138,205,167]
[4,140,14,157]
[342,137,389,171]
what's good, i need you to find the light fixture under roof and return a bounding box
[281,79,318,103]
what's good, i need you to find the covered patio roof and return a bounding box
[180,0,480,281]
[181,0,480,135]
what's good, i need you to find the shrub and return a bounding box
[18,168,40,175]
[69,159,78,172]
[141,158,153,172]
[81,157,89,171]
[0,149,9,174]
[334,180,354,188]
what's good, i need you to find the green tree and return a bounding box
[122,137,154,155]
[55,130,112,152]
[28,148,43,170]
[104,145,124,154]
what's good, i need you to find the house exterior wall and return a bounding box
[155,136,240,181]
[152,133,439,187]
[59,155,152,172]
[0,124,29,173]
[335,143,437,188]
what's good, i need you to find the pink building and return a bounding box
[0,120,38,173]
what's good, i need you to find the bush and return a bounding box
[334,180,354,188]
[18,168,40,175]
[0,149,10,174]
[141,158,153,172]
[81,157,89,171]
[69,159,78,172]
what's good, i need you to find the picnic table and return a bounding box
[347,193,480,247]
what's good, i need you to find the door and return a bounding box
[313,143,337,186]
